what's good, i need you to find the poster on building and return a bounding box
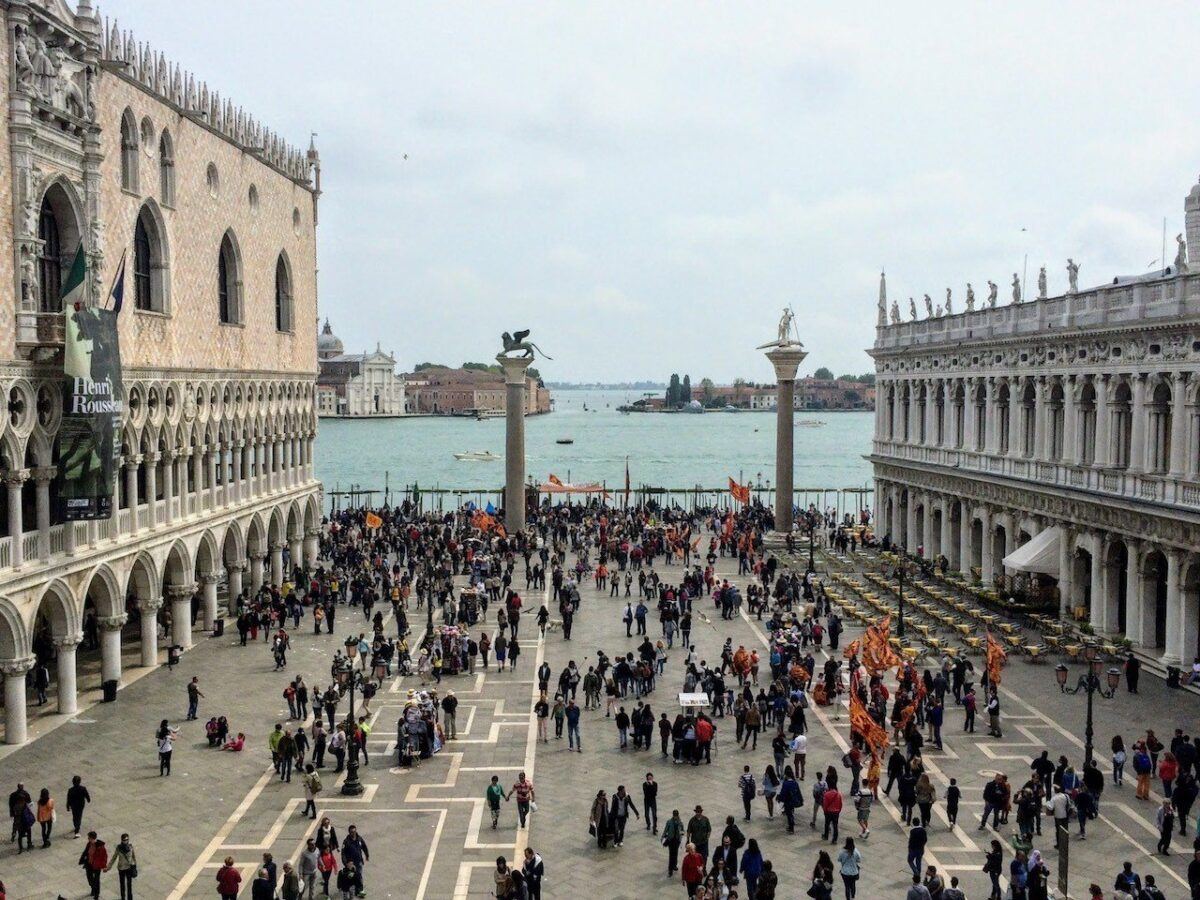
[59,304,124,520]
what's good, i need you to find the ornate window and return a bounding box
[133,203,168,313]
[120,109,139,192]
[37,195,62,312]
[206,162,220,197]
[274,253,292,332]
[217,231,242,324]
[158,130,175,206]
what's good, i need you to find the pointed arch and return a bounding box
[158,128,175,206]
[37,178,85,312]
[120,108,139,192]
[217,229,243,325]
[133,199,170,313]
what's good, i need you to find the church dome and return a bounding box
[317,319,343,358]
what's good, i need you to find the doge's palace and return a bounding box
[0,0,322,743]
[872,172,1200,676]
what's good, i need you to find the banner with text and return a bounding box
[60,305,124,520]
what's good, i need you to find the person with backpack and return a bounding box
[301,764,322,819]
[738,766,756,821]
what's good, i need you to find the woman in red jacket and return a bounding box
[1159,751,1179,798]
[681,842,705,897]
[215,856,241,899]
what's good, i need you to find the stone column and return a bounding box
[33,466,53,562]
[168,584,195,650]
[497,354,534,534]
[240,441,253,501]
[1126,542,1145,646]
[1089,535,1107,633]
[304,528,320,566]
[1170,373,1188,478]
[200,574,219,631]
[1058,527,1073,619]
[1034,378,1049,460]
[191,450,204,512]
[765,345,807,535]
[98,615,126,686]
[979,507,994,584]
[144,452,159,529]
[124,456,140,532]
[1062,379,1077,463]
[207,446,219,509]
[250,554,265,594]
[1007,378,1022,458]
[1129,374,1147,473]
[2,658,35,744]
[54,636,80,715]
[269,543,284,587]
[921,496,933,557]
[959,508,973,576]
[227,562,246,606]
[963,378,977,452]
[1162,550,1183,666]
[890,383,902,441]
[233,441,246,503]
[1093,376,1111,467]
[983,378,996,453]
[5,470,28,569]
[289,535,304,572]
[940,502,954,566]
[161,450,175,524]
[138,598,162,667]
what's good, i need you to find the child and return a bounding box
[946,777,960,827]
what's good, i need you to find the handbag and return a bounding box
[128,864,138,879]
[529,801,537,813]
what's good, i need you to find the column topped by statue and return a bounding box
[496,328,551,384]
[758,308,808,381]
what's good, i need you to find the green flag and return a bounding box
[61,245,86,310]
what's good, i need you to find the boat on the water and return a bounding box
[556,438,574,445]
[798,420,826,428]
[453,450,500,461]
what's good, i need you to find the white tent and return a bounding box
[1001,526,1060,577]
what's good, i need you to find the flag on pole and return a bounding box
[728,477,750,504]
[548,474,563,486]
[107,248,127,313]
[624,457,630,506]
[365,512,383,529]
[61,244,87,310]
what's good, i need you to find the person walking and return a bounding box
[566,699,582,752]
[662,809,684,875]
[907,818,928,878]
[609,785,639,846]
[740,837,764,899]
[35,787,54,847]
[681,843,704,897]
[686,805,712,866]
[522,847,545,900]
[983,839,1003,900]
[837,837,862,900]
[301,764,322,819]
[1156,798,1176,855]
[297,837,320,899]
[738,765,756,821]
[106,833,137,900]
[822,781,843,844]
[506,772,535,829]
[79,831,109,899]
[66,774,90,838]
[642,772,658,834]
[487,775,507,829]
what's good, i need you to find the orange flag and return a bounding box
[548,474,563,486]
[365,512,383,529]
[728,477,750,504]
[986,631,1008,686]
[849,692,889,756]
[861,615,902,675]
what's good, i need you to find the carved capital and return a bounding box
[166,583,196,602]
[4,469,30,487]
[305,528,321,539]
[143,452,161,465]
[199,573,219,586]
[32,465,57,484]
[97,614,128,632]
[138,596,164,614]
[226,561,248,574]
[124,454,143,469]
[0,656,36,677]
[53,634,83,650]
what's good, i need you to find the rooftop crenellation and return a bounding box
[99,16,315,185]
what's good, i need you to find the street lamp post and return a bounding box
[338,636,366,796]
[807,513,816,574]
[1055,646,1120,766]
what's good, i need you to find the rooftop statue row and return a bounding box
[877,237,1191,327]
[100,17,314,183]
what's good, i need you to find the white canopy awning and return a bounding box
[1002,526,1060,577]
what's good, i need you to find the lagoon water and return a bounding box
[314,389,875,505]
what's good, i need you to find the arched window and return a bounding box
[217,232,241,324]
[120,109,138,192]
[158,130,175,206]
[132,203,168,313]
[274,254,292,332]
[37,195,62,311]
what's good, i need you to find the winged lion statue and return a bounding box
[500,329,553,360]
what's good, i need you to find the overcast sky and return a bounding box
[108,1,1200,382]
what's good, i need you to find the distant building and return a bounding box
[402,366,551,416]
[667,379,873,410]
[316,320,405,417]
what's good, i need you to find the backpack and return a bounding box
[728,825,745,850]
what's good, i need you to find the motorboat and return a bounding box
[454,450,500,461]
[797,420,826,428]
[556,438,574,445]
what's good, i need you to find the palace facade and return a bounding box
[871,173,1200,672]
[0,1,321,743]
